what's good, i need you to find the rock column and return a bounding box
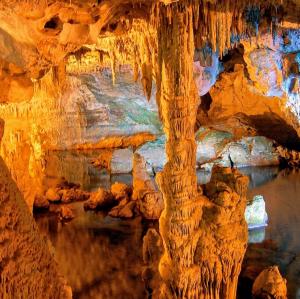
[155,3,203,298]
[155,3,248,299]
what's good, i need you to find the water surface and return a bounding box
[35,152,300,298]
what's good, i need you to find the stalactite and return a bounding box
[110,51,117,85]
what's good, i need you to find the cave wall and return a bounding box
[0,119,71,299]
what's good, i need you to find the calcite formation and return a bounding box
[0,120,71,299]
[133,153,164,219]
[153,3,249,298]
[0,0,299,298]
[252,266,288,299]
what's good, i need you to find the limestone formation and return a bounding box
[0,1,299,298]
[33,194,50,210]
[133,153,164,220]
[76,132,156,151]
[43,179,90,205]
[154,4,248,298]
[59,188,90,204]
[277,145,300,167]
[111,182,132,202]
[0,120,71,299]
[245,195,269,230]
[45,187,61,203]
[252,266,288,299]
[110,148,133,174]
[108,199,136,219]
[84,188,116,210]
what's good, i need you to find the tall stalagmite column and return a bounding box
[155,3,248,299]
[155,3,203,297]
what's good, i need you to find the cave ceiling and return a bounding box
[0,0,299,83]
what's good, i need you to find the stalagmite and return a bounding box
[155,2,203,297]
[155,2,249,298]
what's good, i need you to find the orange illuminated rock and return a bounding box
[111,182,132,201]
[0,2,299,298]
[84,188,116,210]
[109,200,136,218]
[208,64,300,150]
[33,194,50,210]
[0,145,71,297]
[133,153,164,220]
[252,266,288,299]
[76,132,156,150]
[45,187,61,202]
[59,188,90,203]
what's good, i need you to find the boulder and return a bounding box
[111,182,131,201]
[133,153,164,220]
[245,195,268,230]
[110,148,133,174]
[109,200,136,219]
[83,188,116,210]
[45,188,61,202]
[252,266,287,299]
[59,188,90,203]
[33,194,50,210]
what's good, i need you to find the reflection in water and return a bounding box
[245,169,300,299]
[240,166,280,189]
[34,151,300,298]
[44,150,132,192]
[36,207,147,299]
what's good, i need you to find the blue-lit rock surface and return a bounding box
[245,195,268,230]
[80,71,162,139]
[137,125,280,174]
[242,29,300,124]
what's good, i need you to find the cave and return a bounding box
[0,1,299,299]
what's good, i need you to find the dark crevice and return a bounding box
[248,113,300,151]
[44,16,62,31]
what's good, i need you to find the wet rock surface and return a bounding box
[111,182,132,202]
[83,188,115,211]
[33,194,50,211]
